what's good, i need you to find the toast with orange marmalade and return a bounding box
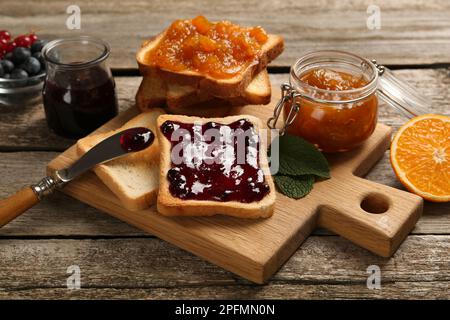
[135,16,284,115]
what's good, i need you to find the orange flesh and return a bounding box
[145,16,268,79]
[285,68,378,152]
[392,116,450,199]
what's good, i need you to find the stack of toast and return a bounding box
[135,18,284,117]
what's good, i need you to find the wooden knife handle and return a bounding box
[0,187,39,227]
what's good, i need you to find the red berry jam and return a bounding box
[160,119,270,203]
[120,127,154,152]
[42,66,118,138]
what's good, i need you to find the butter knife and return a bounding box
[0,127,154,228]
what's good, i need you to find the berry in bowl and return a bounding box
[0,30,47,105]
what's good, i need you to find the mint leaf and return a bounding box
[276,135,330,178]
[269,134,330,200]
[274,175,315,199]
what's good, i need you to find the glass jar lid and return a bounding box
[42,36,110,70]
[372,60,429,118]
[268,50,430,134]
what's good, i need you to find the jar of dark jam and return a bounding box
[42,36,118,138]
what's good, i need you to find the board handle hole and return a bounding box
[360,193,390,214]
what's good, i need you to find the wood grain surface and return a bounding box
[0,0,448,299]
[2,0,450,68]
[0,236,448,299]
[1,70,449,151]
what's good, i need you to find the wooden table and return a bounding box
[0,0,449,299]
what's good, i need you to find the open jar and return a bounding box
[268,50,429,152]
[42,36,118,139]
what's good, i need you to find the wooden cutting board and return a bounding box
[47,93,423,284]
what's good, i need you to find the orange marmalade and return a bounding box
[285,68,378,152]
[146,16,268,79]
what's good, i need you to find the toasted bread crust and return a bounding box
[82,162,158,211]
[156,114,276,218]
[165,98,234,117]
[166,69,271,109]
[136,68,271,115]
[135,70,167,112]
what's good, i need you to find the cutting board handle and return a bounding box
[317,175,423,257]
[0,187,40,227]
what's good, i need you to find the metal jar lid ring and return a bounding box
[267,83,301,135]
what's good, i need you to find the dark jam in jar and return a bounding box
[160,119,270,203]
[119,127,154,152]
[42,66,118,139]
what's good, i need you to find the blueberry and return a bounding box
[237,119,252,132]
[12,47,31,65]
[161,121,175,135]
[167,167,181,182]
[204,121,218,131]
[1,59,14,73]
[4,52,13,61]
[21,57,41,75]
[0,63,3,77]
[2,73,10,79]
[31,39,47,53]
[10,68,28,79]
[32,51,45,67]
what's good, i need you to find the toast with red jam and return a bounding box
[156,114,276,218]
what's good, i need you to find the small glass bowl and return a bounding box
[0,72,46,105]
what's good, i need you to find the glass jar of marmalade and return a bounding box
[268,50,428,152]
[42,36,118,139]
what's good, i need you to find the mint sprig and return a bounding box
[278,134,330,178]
[270,135,330,199]
[274,175,315,199]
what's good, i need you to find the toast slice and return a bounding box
[135,69,167,111]
[136,69,271,113]
[156,114,276,218]
[165,98,234,117]
[76,109,165,211]
[166,69,271,109]
[136,19,284,98]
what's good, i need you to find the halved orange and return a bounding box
[390,114,450,202]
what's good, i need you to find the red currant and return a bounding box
[0,30,11,42]
[4,41,16,53]
[14,34,32,48]
[29,33,38,44]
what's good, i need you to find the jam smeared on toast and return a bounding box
[146,16,268,79]
[161,119,270,203]
[120,127,154,152]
